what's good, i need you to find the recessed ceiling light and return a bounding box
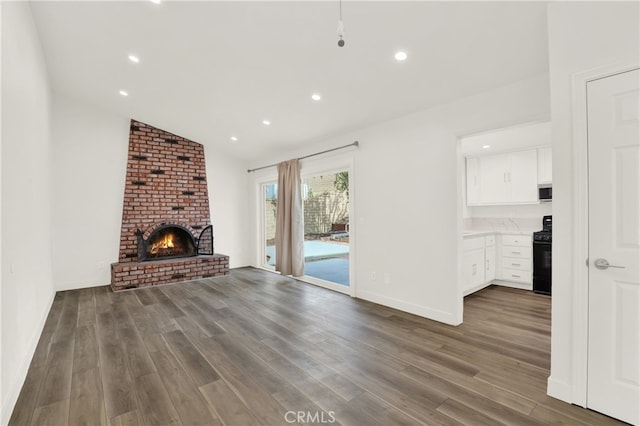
[230,136,238,142]
[128,55,139,63]
[262,120,271,126]
[119,90,129,97]
[149,0,161,4]
[482,145,491,149]
[311,93,322,101]
[394,51,408,61]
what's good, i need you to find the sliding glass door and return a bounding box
[301,171,350,286]
[258,162,353,294]
[262,182,278,269]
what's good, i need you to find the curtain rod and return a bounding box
[246,141,359,173]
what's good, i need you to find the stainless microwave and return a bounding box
[538,186,552,202]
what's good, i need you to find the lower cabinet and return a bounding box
[497,234,533,288]
[463,233,534,295]
[463,247,485,294]
[485,235,496,282]
[462,234,496,296]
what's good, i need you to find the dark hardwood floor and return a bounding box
[10,268,622,425]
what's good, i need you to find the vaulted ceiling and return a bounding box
[30,1,549,160]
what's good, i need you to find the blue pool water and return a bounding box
[304,257,349,286]
[265,241,349,286]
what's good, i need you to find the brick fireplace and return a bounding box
[111,120,229,291]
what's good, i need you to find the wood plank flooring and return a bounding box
[9,268,623,425]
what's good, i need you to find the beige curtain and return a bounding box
[275,159,305,276]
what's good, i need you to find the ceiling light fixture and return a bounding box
[119,90,129,97]
[337,0,345,47]
[394,51,408,61]
[149,0,161,4]
[128,55,139,63]
[230,136,238,142]
[262,120,271,126]
[482,145,491,149]
[311,93,322,101]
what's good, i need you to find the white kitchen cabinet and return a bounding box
[485,236,496,282]
[466,157,479,205]
[477,154,509,204]
[467,149,539,206]
[538,146,552,184]
[509,150,539,202]
[463,248,485,294]
[462,234,496,296]
[498,234,532,288]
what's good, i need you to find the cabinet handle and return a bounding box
[503,172,507,183]
[511,274,521,278]
[486,259,490,270]
[508,172,511,182]
[512,251,521,255]
[512,263,520,266]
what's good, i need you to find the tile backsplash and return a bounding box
[464,217,544,233]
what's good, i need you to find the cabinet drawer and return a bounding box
[502,258,531,272]
[502,234,531,247]
[502,268,532,283]
[463,236,485,251]
[485,235,495,247]
[502,247,531,259]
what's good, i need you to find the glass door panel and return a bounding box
[302,171,350,286]
[263,182,277,269]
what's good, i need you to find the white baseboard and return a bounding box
[493,279,533,291]
[55,277,109,292]
[463,282,492,297]
[547,376,573,404]
[1,290,56,426]
[356,290,461,325]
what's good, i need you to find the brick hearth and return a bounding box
[111,120,229,291]
[111,255,229,291]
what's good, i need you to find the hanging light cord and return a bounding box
[337,0,344,44]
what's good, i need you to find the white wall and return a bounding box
[250,73,550,325]
[204,144,252,268]
[0,3,4,422]
[546,1,640,403]
[51,96,252,291]
[1,3,56,423]
[51,95,130,290]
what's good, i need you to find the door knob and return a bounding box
[593,258,625,270]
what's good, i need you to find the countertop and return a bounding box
[463,229,536,238]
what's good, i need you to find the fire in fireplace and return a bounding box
[137,225,197,261]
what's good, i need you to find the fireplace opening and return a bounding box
[139,225,197,261]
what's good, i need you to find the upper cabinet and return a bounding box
[470,149,538,205]
[466,157,479,205]
[477,153,510,203]
[538,146,552,185]
[509,150,539,202]
[463,122,551,206]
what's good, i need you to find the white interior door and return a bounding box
[587,69,640,425]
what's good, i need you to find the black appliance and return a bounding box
[533,215,552,295]
[538,186,552,202]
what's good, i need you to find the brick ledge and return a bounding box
[111,254,229,291]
